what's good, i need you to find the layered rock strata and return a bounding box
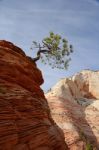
[46,70,99,150]
[0,40,68,150]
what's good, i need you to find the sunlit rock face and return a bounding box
[0,40,68,150]
[46,70,99,150]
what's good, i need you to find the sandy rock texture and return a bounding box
[46,70,99,150]
[0,40,68,150]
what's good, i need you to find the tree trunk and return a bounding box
[33,49,49,62]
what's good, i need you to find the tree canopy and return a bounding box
[31,32,73,69]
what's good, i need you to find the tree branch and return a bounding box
[33,49,49,62]
[42,41,51,50]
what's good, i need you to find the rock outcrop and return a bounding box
[0,40,68,150]
[46,70,99,150]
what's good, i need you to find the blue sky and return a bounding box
[0,0,99,92]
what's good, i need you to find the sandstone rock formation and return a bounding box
[46,70,99,150]
[0,40,68,150]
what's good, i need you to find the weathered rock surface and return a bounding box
[0,40,68,150]
[46,70,99,150]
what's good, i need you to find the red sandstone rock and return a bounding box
[46,70,99,150]
[0,40,68,150]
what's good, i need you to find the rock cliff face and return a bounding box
[46,70,99,150]
[0,40,68,150]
